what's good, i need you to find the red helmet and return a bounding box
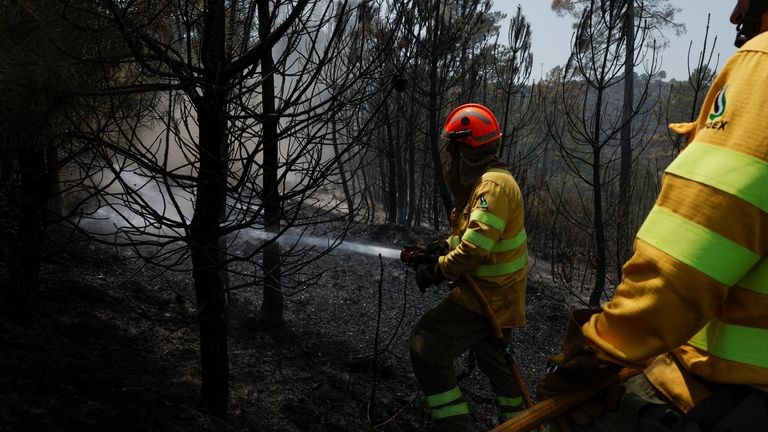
[442,103,501,147]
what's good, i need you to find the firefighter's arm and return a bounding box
[585,54,768,367]
[582,172,768,367]
[539,171,768,428]
[541,59,768,425]
[438,181,508,281]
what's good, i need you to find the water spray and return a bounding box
[243,228,402,260]
[80,167,404,261]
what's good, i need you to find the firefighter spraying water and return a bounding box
[398,103,532,431]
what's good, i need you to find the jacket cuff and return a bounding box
[438,256,458,281]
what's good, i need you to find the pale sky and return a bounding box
[493,1,737,81]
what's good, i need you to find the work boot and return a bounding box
[430,413,473,432]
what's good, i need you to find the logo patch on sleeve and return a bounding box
[704,84,729,131]
[709,85,727,121]
[479,194,488,208]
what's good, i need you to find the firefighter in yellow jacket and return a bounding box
[410,103,529,431]
[538,1,768,431]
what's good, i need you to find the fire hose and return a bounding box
[491,367,642,432]
[459,273,544,432]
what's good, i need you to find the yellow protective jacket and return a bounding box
[582,32,768,412]
[437,168,528,328]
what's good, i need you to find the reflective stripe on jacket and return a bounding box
[438,168,527,328]
[582,32,768,412]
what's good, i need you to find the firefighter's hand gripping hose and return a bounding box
[490,310,641,432]
[459,273,543,432]
[491,367,641,432]
[536,310,625,428]
[400,241,448,292]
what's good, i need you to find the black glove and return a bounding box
[425,239,449,256]
[406,239,448,293]
[415,261,445,293]
[405,240,448,263]
[537,309,625,428]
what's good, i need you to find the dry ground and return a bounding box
[0,223,570,431]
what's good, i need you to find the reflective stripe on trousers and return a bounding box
[497,395,525,420]
[425,386,469,420]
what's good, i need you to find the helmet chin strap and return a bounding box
[736,0,768,47]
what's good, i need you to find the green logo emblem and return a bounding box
[479,194,488,208]
[709,85,727,121]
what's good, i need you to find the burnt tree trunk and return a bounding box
[188,0,230,416]
[332,118,354,224]
[258,0,284,329]
[406,103,417,226]
[395,102,406,224]
[361,166,375,224]
[589,93,607,307]
[377,144,386,205]
[384,103,397,224]
[427,0,452,227]
[7,147,52,320]
[617,0,634,276]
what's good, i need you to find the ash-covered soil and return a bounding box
[0,223,570,431]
